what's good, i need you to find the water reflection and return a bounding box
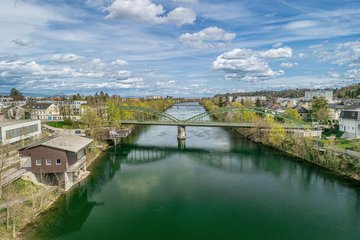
[23,103,360,240]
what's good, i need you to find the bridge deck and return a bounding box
[120,120,309,129]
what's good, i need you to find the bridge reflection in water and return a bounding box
[109,142,267,173]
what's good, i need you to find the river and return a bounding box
[24,103,360,240]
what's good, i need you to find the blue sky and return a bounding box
[0,0,359,97]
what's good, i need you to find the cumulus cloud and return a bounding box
[213,46,292,81]
[179,26,236,48]
[111,59,128,66]
[279,62,298,68]
[258,46,292,58]
[50,53,83,63]
[106,0,196,26]
[0,55,144,92]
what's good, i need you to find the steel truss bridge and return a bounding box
[118,105,310,139]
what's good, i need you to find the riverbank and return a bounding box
[234,128,360,182]
[199,100,360,183]
[0,140,108,240]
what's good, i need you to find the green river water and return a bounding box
[24,103,360,240]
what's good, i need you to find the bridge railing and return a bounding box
[118,105,307,126]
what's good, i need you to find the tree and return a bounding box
[9,88,24,101]
[81,107,103,139]
[284,108,302,123]
[309,97,329,123]
[60,105,72,120]
[0,145,12,199]
[268,120,287,148]
[255,98,261,108]
[106,100,121,127]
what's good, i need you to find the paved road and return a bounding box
[43,124,86,136]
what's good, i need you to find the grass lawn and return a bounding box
[47,121,79,129]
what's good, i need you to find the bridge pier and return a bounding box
[177,139,186,150]
[177,125,186,140]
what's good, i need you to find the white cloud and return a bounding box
[118,77,143,83]
[0,0,74,50]
[279,62,298,68]
[213,47,292,81]
[111,59,128,66]
[190,83,206,87]
[50,53,83,63]
[310,41,360,67]
[155,80,176,88]
[117,70,132,79]
[298,53,306,58]
[327,69,360,80]
[179,27,236,49]
[284,20,318,30]
[327,71,342,78]
[345,69,360,79]
[106,0,196,26]
[172,0,197,3]
[272,42,283,48]
[258,46,293,58]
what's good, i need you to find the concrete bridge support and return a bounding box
[177,125,186,140]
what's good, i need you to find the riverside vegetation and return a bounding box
[200,98,360,181]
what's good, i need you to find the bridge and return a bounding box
[119,105,310,139]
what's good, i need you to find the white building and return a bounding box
[235,96,267,103]
[305,90,333,102]
[23,102,60,121]
[292,129,322,138]
[339,109,360,139]
[0,120,41,145]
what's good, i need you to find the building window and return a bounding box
[35,160,41,166]
[56,159,61,165]
[46,159,52,165]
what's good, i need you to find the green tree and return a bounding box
[81,107,103,139]
[309,97,329,123]
[106,100,121,127]
[10,88,24,101]
[268,120,287,147]
[284,108,302,123]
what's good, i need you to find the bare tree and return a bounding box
[0,144,12,199]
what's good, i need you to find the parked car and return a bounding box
[75,130,81,134]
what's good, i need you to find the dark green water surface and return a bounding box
[24,103,360,240]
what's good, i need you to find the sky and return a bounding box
[0,0,359,97]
